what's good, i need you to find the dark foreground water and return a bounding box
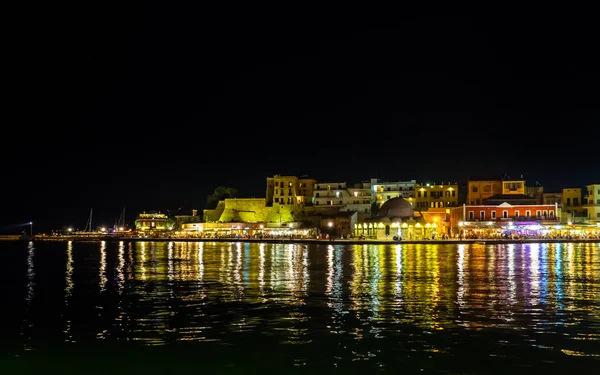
[1,240,599,374]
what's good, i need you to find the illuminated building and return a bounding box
[266,175,315,208]
[355,197,443,240]
[371,178,416,206]
[134,212,174,232]
[414,181,459,211]
[450,202,560,237]
[584,183,600,225]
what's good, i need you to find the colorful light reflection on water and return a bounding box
[1,241,599,374]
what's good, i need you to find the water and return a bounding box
[1,240,599,374]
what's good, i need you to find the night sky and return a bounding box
[4,8,599,233]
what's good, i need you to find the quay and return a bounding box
[15,234,600,245]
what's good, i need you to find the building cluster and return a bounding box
[134,174,600,240]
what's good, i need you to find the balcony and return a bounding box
[476,216,559,223]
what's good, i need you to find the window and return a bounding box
[515,211,520,217]
[452,191,456,197]
[566,198,571,206]
[468,211,474,220]
[503,210,508,218]
[574,198,579,206]
[491,211,497,219]
[549,211,555,218]
[472,186,478,193]
[480,211,485,220]
[543,210,548,218]
[526,210,531,217]
[536,210,541,218]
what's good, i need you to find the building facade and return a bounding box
[372,178,416,206]
[414,182,459,211]
[450,203,560,238]
[265,175,315,208]
[467,176,502,205]
[584,183,600,224]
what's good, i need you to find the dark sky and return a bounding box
[4,7,599,233]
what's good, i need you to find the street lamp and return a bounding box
[29,221,33,236]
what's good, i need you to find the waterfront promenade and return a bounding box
[15,234,600,245]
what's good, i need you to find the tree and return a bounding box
[205,186,241,209]
[370,202,380,218]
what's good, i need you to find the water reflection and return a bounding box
[65,241,74,298]
[99,241,107,293]
[26,241,35,304]
[12,241,600,362]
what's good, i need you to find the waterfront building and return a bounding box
[467,175,502,205]
[312,180,372,222]
[319,211,357,238]
[542,192,562,205]
[134,212,175,233]
[354,197,448,240]
[449,202,560,238]
[584,183,600,224]
[345,180,374,222]
[266,175,315,208]
[562,187,586,222]
[414,181,459,211]
[312,181,348,207]
[371,178,416,206]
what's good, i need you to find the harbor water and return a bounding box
[1,240,599,374]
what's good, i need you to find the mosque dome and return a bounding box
[378,197,414,220]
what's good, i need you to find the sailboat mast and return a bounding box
[84,208,93,232]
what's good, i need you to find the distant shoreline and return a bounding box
[10,235,600,245]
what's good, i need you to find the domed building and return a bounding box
[378,197,415,221]
[354,197,431,240]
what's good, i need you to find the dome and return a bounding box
[378,197,414,219]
